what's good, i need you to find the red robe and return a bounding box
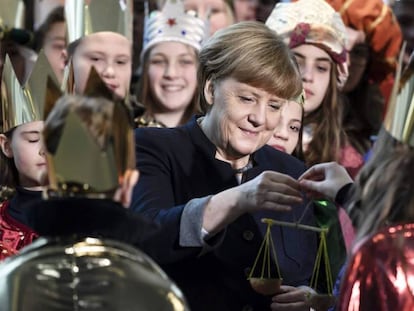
[0,201,38,260]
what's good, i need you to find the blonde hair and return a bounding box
[348,129,414,240]
[198,21,303,112]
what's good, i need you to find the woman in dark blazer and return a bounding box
[132,21,318,311]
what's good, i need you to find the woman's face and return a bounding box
[0,121,47,190]
[267,101,302,155]
[292,44,331,115]
[206,77,285,159]
[147,41,198,113]
[184,0,232,36]
[43,21,67,84]
[72,32,132,99]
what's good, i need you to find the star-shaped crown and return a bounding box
[142,0,208,56]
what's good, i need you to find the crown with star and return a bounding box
[141,0,208,57]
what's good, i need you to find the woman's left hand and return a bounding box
[271,285,312,311]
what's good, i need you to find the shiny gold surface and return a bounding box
[384,47,414,147]
[1,51,59,132]
[0,237,188,310]
[0,0,25,29]
[65,0,133,44]
[44,68,135,197]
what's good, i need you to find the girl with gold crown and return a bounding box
[266,0,365,180]
[0,52,57,260]
[64,0,133,101]
[135,0,208,128]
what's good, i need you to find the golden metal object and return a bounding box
[1,50,58,133]
[65,0,133,44]
[384,44,414,147]
[0,237,189,310]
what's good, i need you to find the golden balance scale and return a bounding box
[248,218,336,311]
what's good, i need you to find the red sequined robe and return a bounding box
[339,223,414,310]
[0,201,38,260]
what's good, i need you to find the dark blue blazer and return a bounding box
[132,118,317,311]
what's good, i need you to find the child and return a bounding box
[0,52,57,260]
[267,100,304,157]
[266,0,364,178]
[135,0,207,127]
[64,0,133,100]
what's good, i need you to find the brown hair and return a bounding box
[34,6,65,52]
[302,67,345,166]
[135,44,201,125]
[0,128,19,188]
[347,128,414,240]
[44,95,115,153]
[198,21,303,113]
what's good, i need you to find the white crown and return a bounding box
[142,0,208,56]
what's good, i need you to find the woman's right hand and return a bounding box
[203,171,303,235]
[237,171,303,213]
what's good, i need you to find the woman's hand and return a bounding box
[298,162,353,202]
[271,285,312,311]
[238,171,303,213]
[202,171,303,235]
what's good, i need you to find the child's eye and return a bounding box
[179,59,195,66]
[290,124,301,133]
[150,59,165,65]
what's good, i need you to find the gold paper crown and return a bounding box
[44,68,135,198]
[0,0,25,31]
[384,45,414,147]
[142,0,208,56]
[65,0,133,44]
[1,50,59,133]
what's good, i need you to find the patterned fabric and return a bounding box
[265,0,349,87]
[0,201,38,260]
[325,0,402,84]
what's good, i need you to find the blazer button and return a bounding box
[242,305,253,311]
[243,230,254,241]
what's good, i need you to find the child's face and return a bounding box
[292,44,331,115]
[43,21,67,84]
[267,101,302,155]
[184,0,232,36]
[147,41,198,114]
[72,32,132,99]
[0,121,47,190]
